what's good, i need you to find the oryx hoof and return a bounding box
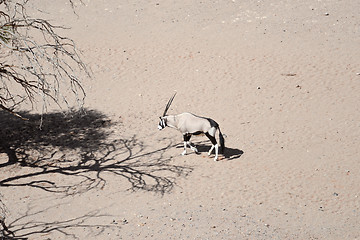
[214,158,218,161]
[181,150,187,156]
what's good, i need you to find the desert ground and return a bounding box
[1,0,360,239]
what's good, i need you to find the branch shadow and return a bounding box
[0,109,192,195]
[1,202,116,240]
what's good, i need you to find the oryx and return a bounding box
[158,93,225,161]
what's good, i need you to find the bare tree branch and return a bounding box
[1,1,88,236]
[0,0,89,119]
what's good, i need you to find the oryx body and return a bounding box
[158,94,225,161]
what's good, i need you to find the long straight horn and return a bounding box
[162,92,177,116]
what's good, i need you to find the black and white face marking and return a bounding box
[158,117,166,130]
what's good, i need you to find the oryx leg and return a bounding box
[205,132,219,161]
[182,133,198,156]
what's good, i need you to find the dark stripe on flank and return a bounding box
[192,131,204,135]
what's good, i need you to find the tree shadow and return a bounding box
[1,202,116,240]
[183,140,244,161]
[0,109,193,239]
[0,109,192,195]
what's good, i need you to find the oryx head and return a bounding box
[158,93,176,130]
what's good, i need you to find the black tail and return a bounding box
[218,127,225,154]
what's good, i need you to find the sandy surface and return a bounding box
[1,0,360,239]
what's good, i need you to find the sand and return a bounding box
[1,0,360,239]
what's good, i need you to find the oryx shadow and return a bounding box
[176,140,244,161]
